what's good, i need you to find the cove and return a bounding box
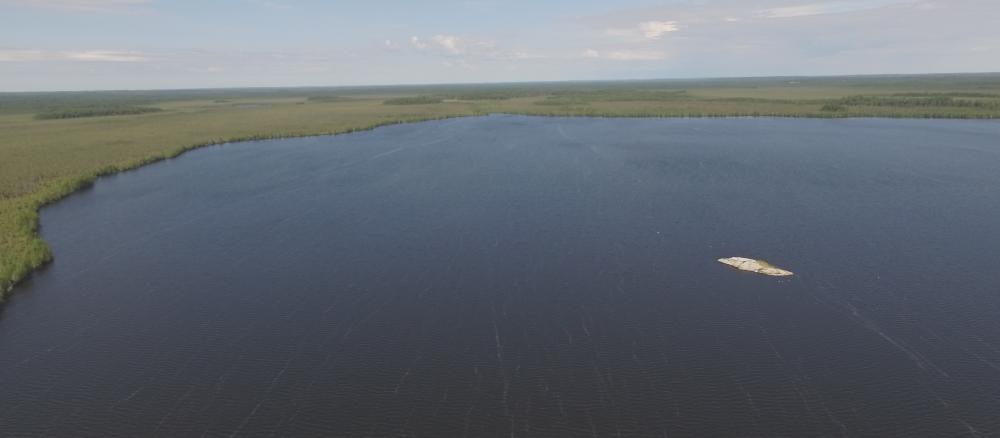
[2,116,1000,437]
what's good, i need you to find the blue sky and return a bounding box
[2,0,998,91]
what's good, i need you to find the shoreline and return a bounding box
[0,113,471,299]
[1,112,998,299]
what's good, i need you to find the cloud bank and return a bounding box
[0,49,148,62]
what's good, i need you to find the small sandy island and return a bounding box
[718,257,794,277]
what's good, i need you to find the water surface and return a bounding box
[2,116,1000,437]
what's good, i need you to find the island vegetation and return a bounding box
[34,105,163,120]
[2,73,1000,296]
[383,96,444,105]
[306,95,353,103]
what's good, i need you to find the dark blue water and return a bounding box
[2,116,1000,437]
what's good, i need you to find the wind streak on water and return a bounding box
[1,116,1000,437]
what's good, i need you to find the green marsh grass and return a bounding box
[3,73,1000,297]
[34,105,163,120]
[383,96,444,105]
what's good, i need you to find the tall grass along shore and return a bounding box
[2,73,1000,297]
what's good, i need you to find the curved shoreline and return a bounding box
[1,112,998,299]
[0,113,471,298]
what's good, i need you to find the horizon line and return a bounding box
[3,71,1000,95]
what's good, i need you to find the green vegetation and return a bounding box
[536,90,688,106]
[890,92,1000,98]
[821,103,847,112]
[383,96,444,105]
[438,89,543,101]
[832,95,1000,109]
[306,95,353,103]
[0,98,475,296]
[2,73,1000,297]
[35,105,163,120]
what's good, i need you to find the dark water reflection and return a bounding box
[2,116,1000,437]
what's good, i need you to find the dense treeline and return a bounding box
[4,72,1000,114]
[4,73,1000,298]
[889,92,1000,98]
[833,95,1000,108]
[537,89,689,105]
[2,90,272,115]
[34,105,163,120]
[383,96,444,105]
[307,95,353,102]
[440,90,536,100]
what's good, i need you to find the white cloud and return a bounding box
[65,50,149,62]
[638,21,679,39]
[410,36,428,50]
[430,35,464,55]
[588,19,675,62]
[409,34,537,62]
[0,49,149,62]
[6,0,997,91]
[605,20,679,41]
[411,34,496,56]
[383,39,403,51]
[2,0,150,12]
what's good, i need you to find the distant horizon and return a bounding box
[3,0,998,92]
[4,71,1000,94]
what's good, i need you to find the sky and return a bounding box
[1,0,999,91]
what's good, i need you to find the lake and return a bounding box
[2,116,1000,437]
